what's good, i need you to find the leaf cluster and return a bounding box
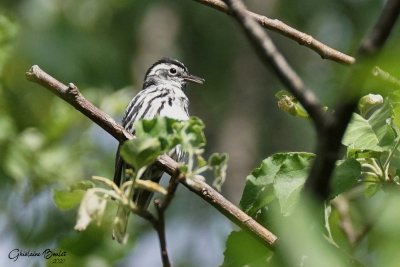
[223,90,400,266]
[53,116,228,241]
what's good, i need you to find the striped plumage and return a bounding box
[113,58,204,242]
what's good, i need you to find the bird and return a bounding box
[112,57,204,242]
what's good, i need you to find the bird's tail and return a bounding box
[112,164,163,243]
[133,166,163,209]
[112,205,130,244]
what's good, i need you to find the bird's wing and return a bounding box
[113,87,171,186]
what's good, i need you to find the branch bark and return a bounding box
[222,0,326,130]
[194,0,355,65]
[25,65,278,247]
[359,0,400,56]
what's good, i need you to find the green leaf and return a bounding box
[392,104,400,129]
[240,157,280,216]
[368,101,395,148]
[343,101,395,152]
[53,189,86,210]
[208,153,228,191]
[221,230,273,267]
[273,153,315,216]
[208,152,228,166]
[179,116,206,151]
[52,180,95,211]
[362,173,381,198]
[240,153,315,217]
[134,117,180,151]
[120,137,161,169]
[330,158,361,198]
[342,114,384,152]
[388,91,400,128]
[133,116,207,155]
[347,148,381,159]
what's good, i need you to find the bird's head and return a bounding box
[143,58,204,89]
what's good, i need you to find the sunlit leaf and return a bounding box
[343,101,395,152]
[120,137,161,169]
[368,101,395,148]
[240,153,315,217]
[273,153,314,216]
[342,114,384,152]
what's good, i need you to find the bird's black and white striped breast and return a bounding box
[122,85,189,133]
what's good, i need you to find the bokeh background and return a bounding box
[1,0,398,266]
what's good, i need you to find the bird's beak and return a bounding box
[182,74,205,84]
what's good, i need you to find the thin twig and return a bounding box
[153,200,170,267]
[222,0,326,130]
[25,65,278,247]
[194,0,355,65]
[158,174,182,212]
[150,174,182,267]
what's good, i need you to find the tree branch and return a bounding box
[305,0,400,200]
[154,198,172,267]
[151,174,181,267]
[25,65,278,247]
[359,0,400,56]
[194,0,355,65]
[222,0,326,130]
[25,68,131,143]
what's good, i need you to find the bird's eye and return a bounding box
[169,68,177,75]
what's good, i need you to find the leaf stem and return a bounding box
[91,188,122,201]
[383,137,400,171]
[92,175,123,196]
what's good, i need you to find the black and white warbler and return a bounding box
[113,58,204,242]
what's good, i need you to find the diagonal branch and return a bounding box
[359,0,400,56]
[156,156,278,246]
[194,0,355,65]
[222,0,326,130]
[25,65,278,247]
